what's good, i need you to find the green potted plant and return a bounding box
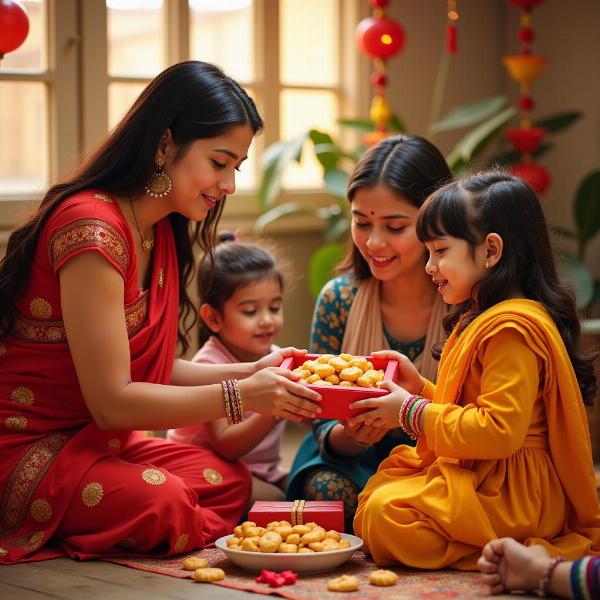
[257,96,581,299]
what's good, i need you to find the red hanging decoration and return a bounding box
[503,0,550,194]
[0,0,30,60]
[446,0,459,54]
[355,15,405,60]
[355,1,405,147]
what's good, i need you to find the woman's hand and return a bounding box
[253,347,308,372]
[346,380,410,429]
[239,366,321,422]
[342,421,388,446]
[371,350,425,395]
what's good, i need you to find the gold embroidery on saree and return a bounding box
[5,416,27,430]
[49,218,128,274]
[107,438,121,450]
[29,298,52,319]
[30,499,52,522]
[124,292,148,338]
[0,343,6,356]
[141,468,166,485]
[11,387,34,406]
[0,433,69,536]
[174,533,189,553]
[95,193,113,203]
[81,482,104,507]
[202,468,223,485]
[13,293,148,344]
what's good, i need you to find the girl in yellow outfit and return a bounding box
[349,170,600,570]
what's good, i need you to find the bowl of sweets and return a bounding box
[215,519,363,574]
[280,353,398,419]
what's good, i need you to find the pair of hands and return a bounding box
[240,347,322,422]
[343,350,425,433]
[244,348,425,433]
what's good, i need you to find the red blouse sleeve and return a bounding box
[45,190,130,280]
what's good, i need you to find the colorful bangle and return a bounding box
[412,398,430,436]
[570,556,592,600]
[537,556,566,597]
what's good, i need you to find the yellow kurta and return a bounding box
[354,299,600,570]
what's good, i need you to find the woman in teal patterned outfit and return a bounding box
[286,135,451,531]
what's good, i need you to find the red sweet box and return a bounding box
[248,500,344,532]
[280,354,398,420]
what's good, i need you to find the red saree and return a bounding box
[0,190,251,563]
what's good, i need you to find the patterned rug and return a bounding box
[106,548,488,599]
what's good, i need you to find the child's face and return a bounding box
[351,184,426,283]
[424,235,488,305]
[214,277,284,362]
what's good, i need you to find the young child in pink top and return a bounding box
[168,233,290,502]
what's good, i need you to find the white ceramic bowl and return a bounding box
[214,533,363,574]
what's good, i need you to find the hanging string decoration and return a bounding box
[503,0,550,194]
[446,0,459,54]
[355,0,405,147]
[0,0,30,61]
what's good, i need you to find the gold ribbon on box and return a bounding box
[291,499,305,526]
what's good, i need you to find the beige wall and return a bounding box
[253,0,600,351]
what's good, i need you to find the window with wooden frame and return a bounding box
[0,0,366,233]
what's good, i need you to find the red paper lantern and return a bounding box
[511,162,551,195]
[505,127,545,153]
[0,0,29,58]
[355,15,405,60]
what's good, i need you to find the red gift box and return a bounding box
[280,354,398,420]
[249,500,344,532]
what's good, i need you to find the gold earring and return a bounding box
[145,160,172,198]
[485,260,490,269]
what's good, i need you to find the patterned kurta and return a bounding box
[0,190,251,563]
[286,275,422,501]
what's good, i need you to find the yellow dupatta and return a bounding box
[433,299,600,554]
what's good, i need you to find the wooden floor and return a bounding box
[1,558,265,599]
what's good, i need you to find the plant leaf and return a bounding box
[446,106,517,170]
[324,213,350,242]
[258,133,308,208]
[388,113,407,132]
[574,169,600,246]
[254,202,314,233]
[550,225,578,240]
[534,111,582,134]
[309,243,346,298]
[338,118,375,132]
[429,95,507,134]
[488,142,552,167]
[323,168,350,199]
[557,252,594,309]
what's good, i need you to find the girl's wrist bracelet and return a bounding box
[536,556,566,597]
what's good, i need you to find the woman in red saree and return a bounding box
[0,61,321,564]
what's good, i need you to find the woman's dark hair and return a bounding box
[339,134,452,279]
[0,61,263,354]
[416,169,597,405]
[198,233,287,346]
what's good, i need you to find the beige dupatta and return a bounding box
[341,277,447,382]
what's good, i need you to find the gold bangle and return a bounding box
[221,380,233,425]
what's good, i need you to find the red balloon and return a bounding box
[356,16,405,60]
[511,162,551,195]
[0,0,29,56]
